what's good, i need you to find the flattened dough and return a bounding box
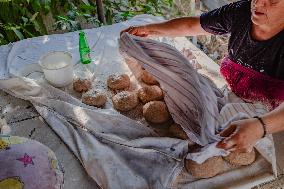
[143,101,170,123]
[140,70,159,85]
[186,156,225,178]
[112,91,139,111]
[223,148,256,166]
[82,89,107,107]
[138,85,163,104]
[107,74,130,90]
[73,78,92,93]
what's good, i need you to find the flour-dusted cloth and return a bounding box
[0,14,277,189]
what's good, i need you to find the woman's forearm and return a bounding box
[217,102,284,151]
[262,102,284,134]
[146,17,208,37]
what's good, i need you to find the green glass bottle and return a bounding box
[75,31,94,81]
[79,31,91,64]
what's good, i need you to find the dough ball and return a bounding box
[138,85,163,104]
[82,89,107,107]
[143,101,170,123]
[140,70,159,85]
[186,156,225,178]
[223,148,256,166]
[73,78,92,93]
[168,123,188,140]
[107,74,130,90]
[112,91,139,111]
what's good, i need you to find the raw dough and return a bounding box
[138,85,163,104]
[112,91,139,111]
[168,123,188,140]
[223,148,256,166]
[186,156,225,178]
[140,70,159,85]
[73,78,92,93]
[82,89,107,107]
[107,74,130,90]
[143,101,170,123]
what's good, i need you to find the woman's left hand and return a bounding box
[216,118,264,152]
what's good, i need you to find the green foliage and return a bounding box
[104,0,173,24]
[0,0,48,45]
[54,2,101,32]
[0,0,174,45]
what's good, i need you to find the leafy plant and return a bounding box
[0,0,49,45]
[0,0,180,45]
[104,0,173,24]
[54,2,101,32]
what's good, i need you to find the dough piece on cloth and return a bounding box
[107,74,130,90]
[141,70,159,85]
[185,156,225,178]
[82,89,107,107]
[143,101,170,123]
[73,78,92,93]
[138,85,163,104]
[112,91,139,111]
[168,123,188,140]
[223,148,256,166]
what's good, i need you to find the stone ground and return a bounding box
[252,175,284,189]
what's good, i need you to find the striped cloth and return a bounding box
[119,33,268,150]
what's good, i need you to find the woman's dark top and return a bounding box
[200,0,284,80]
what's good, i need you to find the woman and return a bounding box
[121,0,284,152]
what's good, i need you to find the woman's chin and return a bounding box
[251,16,267,26]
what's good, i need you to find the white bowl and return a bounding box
[39,51,74,87]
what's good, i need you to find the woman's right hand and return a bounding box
[120,25,151,37]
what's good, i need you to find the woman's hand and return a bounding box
[120,17,208,37]
[120,25,151,37]
[216,118,264,152]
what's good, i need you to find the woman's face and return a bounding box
[251,0,284,26]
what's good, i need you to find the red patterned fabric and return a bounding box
[220,57,284,109]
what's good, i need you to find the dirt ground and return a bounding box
[253,175,284,189]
